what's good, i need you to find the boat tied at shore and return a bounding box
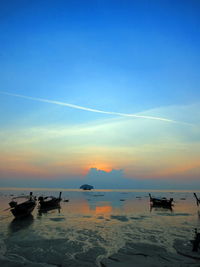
[38,192,62,210]
[149,193,173,208]
[9,192,37,218]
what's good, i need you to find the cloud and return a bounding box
[83,167,200,189]
[87,168,124,179]
[85,168,126,188]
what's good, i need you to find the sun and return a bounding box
[83,162,113,175]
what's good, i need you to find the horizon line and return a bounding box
[0,186,199,193]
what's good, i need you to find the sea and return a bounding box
[0,188,200,267]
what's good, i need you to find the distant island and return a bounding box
[80,184,94,190]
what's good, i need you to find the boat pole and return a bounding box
[194,193,200,206]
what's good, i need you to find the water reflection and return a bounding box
[9,214,34,233]
[95,205,112,214]
[38,205,61,217]
[198,210,200,221]
[150,205,173,213]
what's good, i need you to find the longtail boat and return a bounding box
[38,192,62,210]
[149,193,173,208]
[9,192,36,218]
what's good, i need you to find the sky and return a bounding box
[0,0,200,189]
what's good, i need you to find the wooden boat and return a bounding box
[38,192,62,210]
[9,192,36,218]
[149,193,173,208]
[194,193,200,206]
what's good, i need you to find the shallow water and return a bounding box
[0,188,200,266]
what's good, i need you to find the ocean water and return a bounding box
[0,188,200,266]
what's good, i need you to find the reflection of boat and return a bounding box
[80,184,94,190]
[9,192,36,218]
[38,192,62,210]
[194,193,200,206]
[149,193,173,208]
[38,206,61,216]
[192,228,200,252]
[150,205,173,212]
[9,214,34,233]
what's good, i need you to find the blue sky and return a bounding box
[0,0,200,188]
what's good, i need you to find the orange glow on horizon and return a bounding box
[156,161,200,177]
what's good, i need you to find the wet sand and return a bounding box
[0,189,200,266]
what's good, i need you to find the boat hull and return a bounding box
[150,199,173,208]
[10,201,36,218]
[39,199,61,210]
[149,194,173,208]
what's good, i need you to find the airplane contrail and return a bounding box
[0,91,175,123]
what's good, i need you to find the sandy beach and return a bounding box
[0,189,200,266]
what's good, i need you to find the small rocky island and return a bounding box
[80,184,94,190]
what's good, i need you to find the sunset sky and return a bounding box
[0,0,200,189]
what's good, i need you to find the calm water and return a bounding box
[0,188,200,266]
